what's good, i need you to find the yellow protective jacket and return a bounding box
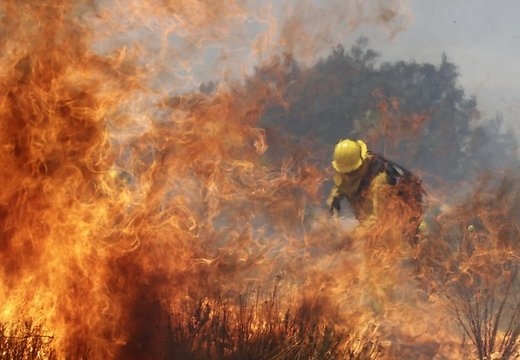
[327,152,424,226]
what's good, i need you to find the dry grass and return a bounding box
[0,321,56,360]
[0,283,381,359]
[167,280,382,359]
[449,266,520,360]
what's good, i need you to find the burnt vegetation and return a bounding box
[0,322,56,359]
[167,281,381,360]
[443,173,520,359]
[1,284,381,360]
[450,266,520,360]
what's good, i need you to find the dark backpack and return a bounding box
[357,152,425,208]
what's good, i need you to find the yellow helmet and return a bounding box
[332,139,368,173]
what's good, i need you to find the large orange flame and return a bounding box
[0,1,517,359]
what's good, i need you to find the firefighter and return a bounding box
[326,139,425,240]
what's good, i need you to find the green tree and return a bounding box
[254,39,518,185]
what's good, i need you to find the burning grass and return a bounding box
[416,170,520,359]
[167,280,381,359]
[0,321,56,359]
[0,282,382,359]
[1,170,518,359]
[450,265,520,360]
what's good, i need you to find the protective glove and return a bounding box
[329,197,341,214]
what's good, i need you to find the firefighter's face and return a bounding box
[339,161,365,179]
[341,166,361,177]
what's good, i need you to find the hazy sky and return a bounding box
[126,0,518,136]
[236,0,520,134]
[345,0,520,134]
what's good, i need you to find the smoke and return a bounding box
[260,0,412,64]
[87,0,413,89]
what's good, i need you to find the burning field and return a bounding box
[0,1,519,359]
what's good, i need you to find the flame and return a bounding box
[0,0,518,359]
[364,88,431,157]
[0,3,325,356]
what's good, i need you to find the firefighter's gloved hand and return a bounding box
[330,197,341,214]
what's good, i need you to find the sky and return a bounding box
[337,0,520,134]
